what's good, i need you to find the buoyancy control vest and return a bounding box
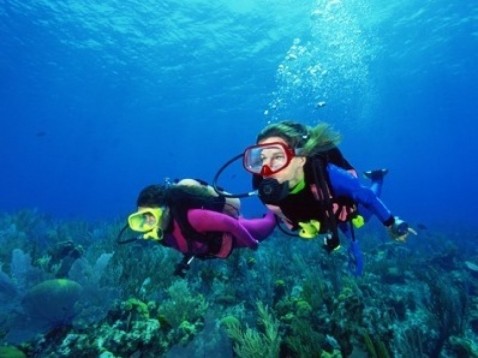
[252,147,358,242]
[162,184,234,258]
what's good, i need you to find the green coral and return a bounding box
[363,332,390,358]
[284,318,324,357]
[320,349,342,358]
[122,298,150,319]
[223,302,280,358]
[177,320,198,345]
[337,287,353,301]
[295,299,312,318]
[0,346,26,358]
[159,280,208,328]
[220,315,241,328]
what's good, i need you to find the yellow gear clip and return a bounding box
[352,215,365,228]
[298,220,321,239]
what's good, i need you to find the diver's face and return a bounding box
[139,210,157,226]
[258,137,305,187]
[137,206,170,231]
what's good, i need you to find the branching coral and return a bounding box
[284,318,324,357]
[362,331,390,358]
[160,280,208,328]
[223,302,280,358]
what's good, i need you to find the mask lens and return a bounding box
[128,208,162,233]
[243,143,292,175]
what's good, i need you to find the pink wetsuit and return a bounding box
[164,210,276,258]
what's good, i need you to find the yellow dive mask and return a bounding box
[128,207,164,241]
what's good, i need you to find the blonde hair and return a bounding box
[257,120,341,157]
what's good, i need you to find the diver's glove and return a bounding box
[388,216,417,242]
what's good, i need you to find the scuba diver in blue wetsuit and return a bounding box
[237,120,417,276]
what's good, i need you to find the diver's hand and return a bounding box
[389,227,417,242]
[388,217,417,242]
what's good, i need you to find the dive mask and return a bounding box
[128,207,164,241]
[243,142,299,176]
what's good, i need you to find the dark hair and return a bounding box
[136,184,224,211]
[136,183,226,239]
[136,184,168,207]
[256,120,341,156]
[256,120,309,148]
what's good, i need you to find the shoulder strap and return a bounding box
[166,185,224,239]
[310,157,340,252]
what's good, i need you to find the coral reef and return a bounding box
[0,210,477,357]
[223,302,280,357]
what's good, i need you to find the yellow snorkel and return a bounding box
[127,207,164,241]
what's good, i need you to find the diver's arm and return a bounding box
[187,209,259,248]
[237,210,276,241]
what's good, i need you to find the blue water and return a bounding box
[1,0,477,229]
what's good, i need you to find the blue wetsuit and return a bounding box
[327,164,393,276]
[327,164,392,224]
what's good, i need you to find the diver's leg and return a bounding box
[338,223,364,276]
[359,169,388,221]
[363,169,388,197]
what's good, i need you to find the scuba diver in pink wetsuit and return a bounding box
[119,179,276,276]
